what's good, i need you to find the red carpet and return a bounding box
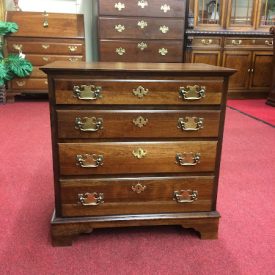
[0,102,274,274]
[227,99,275,126]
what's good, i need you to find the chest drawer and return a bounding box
[99,40,183,62]
[99,17,184,39]
[57,110,220,139]
[99,0,186,17]
[11,78,48,90]
[25,54,84,66]
[7,40,85,55]
[190,37,222,48]
[60,176,214,217]
[59,141,217,175]
[55,79,223,105]
[224,38,274,48]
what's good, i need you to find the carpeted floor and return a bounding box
[0,102,274,275]
[227,99,275,126]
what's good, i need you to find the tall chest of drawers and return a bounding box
[41,61,235,246]
[5,11,85,102]
[98,0,186,62]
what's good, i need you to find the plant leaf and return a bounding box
[6,54,33,78]
[0,21,19,36]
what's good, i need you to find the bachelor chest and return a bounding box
[41,61,235,246]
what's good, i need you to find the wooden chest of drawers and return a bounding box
[41,61,235,246]
[5,11,85,102]
[98,0,186,62]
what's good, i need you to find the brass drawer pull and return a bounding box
[138,0,148,8]
[133,85,149,98]
[201,39,213,45]
[133,116,148,128]
[16,80,26,87]
[132,148,147,159]
[137,42,147,51]
[161,4,170,13]
[132,183,146,194]
[159,25,169,34]
[45,80,48,85]
[176,152,201,166]
[75,117,103,132]
[231,39,242,45]
[159,48,168,56]
[173,190,198,203]
[177,117,204,131]
[78,192,104,206]
[42,57,49,61]
[265,40,273,46]
[73,85,102,100]
[179,85,206,100]
[137,20,148,29]
[69,57,79,62]
[43,11,49,28]
[115,24,125,32]
[68,45,78,52]
[42,44,50,49]
[114,2,125,11]
[116,47,126,56]
[13,44,23,52]
[76,154,104,168]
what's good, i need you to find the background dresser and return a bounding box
[97,0,186,62]
[5,11,85,102]
[41,61,235,246]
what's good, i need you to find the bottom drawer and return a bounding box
[60,176,215,217]
[11,78,48,90]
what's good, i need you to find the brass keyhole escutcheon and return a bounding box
[133,116,148,128]
[133,86,149,98]
[132,148,147,159]
[132,183,146,194]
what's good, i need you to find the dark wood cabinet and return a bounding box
[41,61,235,246]
[98,0,186,62]
[5,11,85,102]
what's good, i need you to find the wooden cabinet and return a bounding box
[98,0,186,62]
[5,11,85,102]
[41,61,235,246]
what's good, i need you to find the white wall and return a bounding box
[5,0,96,61]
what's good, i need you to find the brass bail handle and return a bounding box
[73,85,102,101]
[75,117,103,132]
[176,152,201,166]
[43,11,49,28]
[78,192,104,206]
[76,154,104,168]
[173,190,198,203]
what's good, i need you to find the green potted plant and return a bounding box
[0,21,32,103]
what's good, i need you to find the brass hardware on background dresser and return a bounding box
[45,80,48,85]
[42,57,49,61]
[177,117,204,131]
[42,44,50,49]
[13,44,23,52]
[138,0,148,8]
[132,183,146,194]
[76,154,104,168]
[137,20,148,29]
[75,117,103,132]
[201,39,212,45]
[175,152,201,166]
[73,85,102,100]
[114,2,125,11]
[159,48,168,56]
[78,192,104,206]
[133,86,149,98]
[132,148,147,159]
[173,190,198,203]
[68,45,78,52]
[116,47,126,55]
[16,80,26,87]
[265,40,273,46]
[160,4,170,13]
[159,25,169,34]
[179,85,206,100]
[137,42,147,51]
[132,116,148,128]
[43,11,49,27]
[231,39,242,45]
[115,24,125,32]
[68,57,79,62]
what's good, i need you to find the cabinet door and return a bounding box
[257,0,275,29]
[222,51,251,90]
[227,0,257,29]
[191,50,221,66]
[250,51,273,90]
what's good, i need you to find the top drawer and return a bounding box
[54,78,223,105]
[6,11,85,38]
[98,0,186,17]
[190,37,222,48]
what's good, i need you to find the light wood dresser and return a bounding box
[5,11,85,102]
[98,0,186,62]
[41,61,235,246]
